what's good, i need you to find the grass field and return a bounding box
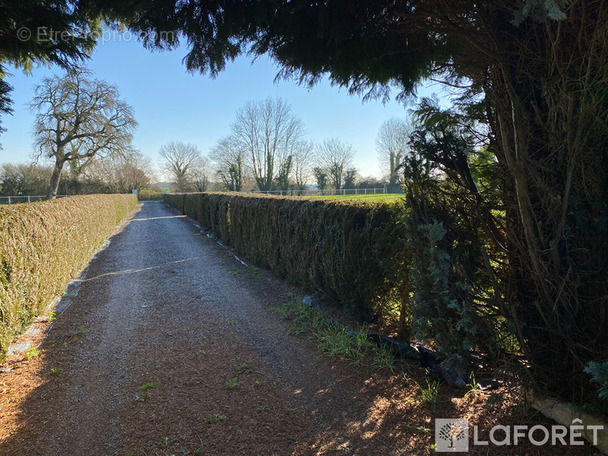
[303,193,404,203]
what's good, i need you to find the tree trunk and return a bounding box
[48,158,65,199]
[389,153,396,185]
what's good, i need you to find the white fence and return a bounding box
[250,187,389,197]
[0,195,70,205]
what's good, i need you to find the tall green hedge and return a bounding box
[165,193,409,318]
[0,194,137,360]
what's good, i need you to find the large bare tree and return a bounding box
[159,141,207,192]
[232,97,305,191]
[31,68,137,198]
[376,117,412,185]
[314,138,355,190]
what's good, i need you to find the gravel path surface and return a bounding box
[0,201,411,455]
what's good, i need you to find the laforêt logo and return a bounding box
[435,418,469,452]
[434,417,605,452]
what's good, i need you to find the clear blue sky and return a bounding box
[0,35,437,178]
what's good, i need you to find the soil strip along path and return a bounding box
[0,201,412,455]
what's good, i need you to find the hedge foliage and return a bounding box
[137,190,165,201]
[0,194,137,361]
[165,192,409,319]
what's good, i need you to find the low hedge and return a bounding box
[0,194,137,361]
[165,193,409,319]
[137,190,165,201]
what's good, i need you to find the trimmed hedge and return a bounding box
[165,192,409,318]
[137,190,165,201]
[0,194,137,360]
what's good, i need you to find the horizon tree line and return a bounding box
[5,68,410,196]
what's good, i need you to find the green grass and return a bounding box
[303,193,403,203]
[226,377,240,389]
[271,296,395,370]
[25,346,39,360]
[236,363,255,374]
[415,379,441,411]
[228,267,243,276]
[202,413,227,423]
[314,328,373,364]
[135,382,157,402]
[402,424,433,435]
[373,342,396,371]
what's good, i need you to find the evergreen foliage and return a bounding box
[0,194,136,361]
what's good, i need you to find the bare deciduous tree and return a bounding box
[85,151,155,193]
[292,140,314,190]
[31,68,137,198]
[315,138,355,190]
[232,97,305,191]
[209,135,246,192]
[376,117,412,185]
[189,156,210,192]
[159,141,206,192]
